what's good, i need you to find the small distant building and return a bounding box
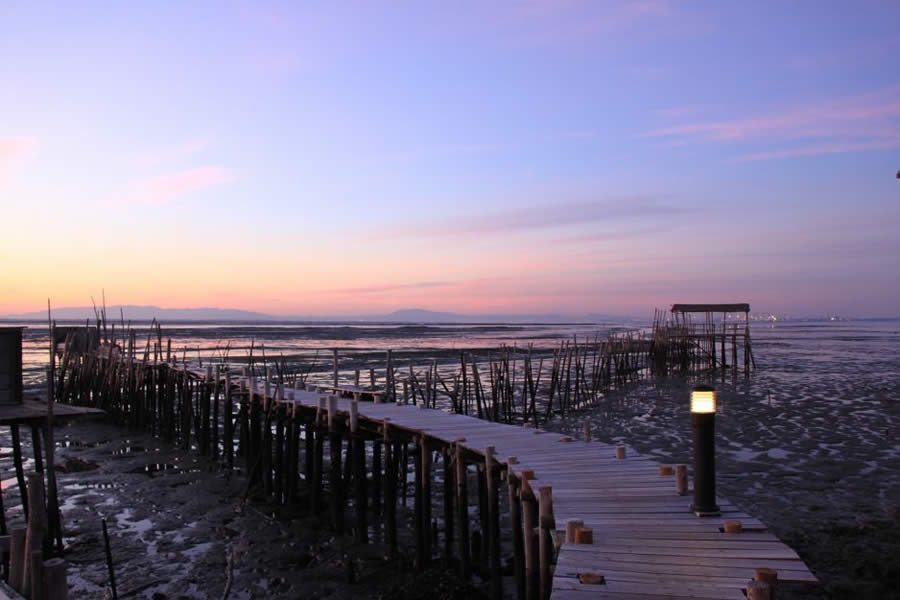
[0,327,25,405]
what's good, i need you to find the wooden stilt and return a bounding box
[454,441,470,580]
[508,459,525,600]
[350,401,367,544]
[383,420,397,559]
[485,446,502,600]
[521,475,538,600]
[10,425,28,522]
[443,447,454,566]
[538,486,555,600]
[328,396,344,533]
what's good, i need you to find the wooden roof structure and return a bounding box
[672,303,750,313]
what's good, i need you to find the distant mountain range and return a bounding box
[2,305,637,324]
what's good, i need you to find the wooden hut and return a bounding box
[0,327,25,405]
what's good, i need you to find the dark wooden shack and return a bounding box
[670,303,753,372]
[0,327,25,405]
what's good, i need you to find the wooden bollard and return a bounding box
[574,527,593,545]
[43,558,67,600]
[565,519,583,544]
[659,465,674,476]
[383,420,397,559]
[327,396,344,533]
[443,448,455,566]
[29,550,44,600]
[675,464,688,496]
[22,472,46,597]
[583,423,590,442]
[485,446,502,600]
[350,401,367,544]
[521,477,538,600]
[454,440,471,580]
[9,527,26,592]
[723,519,743,533]
[746,580,771,600]
[507,458,525,600]
[538,486,555,600]
[615,445,626,459]
[311,397,327,514]
[755,568,777,598]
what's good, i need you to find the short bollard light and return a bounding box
[690,385,720,516]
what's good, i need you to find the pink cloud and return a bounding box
[0,136,38,168]
[122,166,235,206]
[735,138,900,162]
[135,137,212,168]
[645,86,900,160]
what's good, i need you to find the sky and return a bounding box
[1,1,899,318]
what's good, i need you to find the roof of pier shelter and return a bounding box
[671,303,750,313]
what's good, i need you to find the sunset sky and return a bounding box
[1,1,898,318]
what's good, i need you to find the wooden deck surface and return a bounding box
[0,397,104,425]
[217,376,814,600]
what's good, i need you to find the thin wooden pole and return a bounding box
[454,440,470,580]
[538,486,555,600]
[485,446,502,600]
[508,459,525,600]
[383,419,397,559]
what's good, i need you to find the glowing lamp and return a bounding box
[690,384,720,516]
[690,388,716,413]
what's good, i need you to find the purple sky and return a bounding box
[1,1,898,317]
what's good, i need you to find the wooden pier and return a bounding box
[43,312,811,600]
[52,351,815,600]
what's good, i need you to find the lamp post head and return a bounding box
[691,385,716,414]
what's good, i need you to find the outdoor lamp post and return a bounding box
[690,384,720,516]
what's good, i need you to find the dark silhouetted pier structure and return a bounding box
[650,304,755,376]
[45,318,817,600]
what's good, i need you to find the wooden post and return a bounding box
[224,369,233,468]
[9,527,26,592]
[29,549,44,600]
[350,401,367,544]
[755,568,777,598]
[454,441,470,580]
[311,397,326,514]
[615,445,626,459]
[333,349,339,390]
[43,558,67,599]
[421,438,432,564]
[386,350,393,403]
[574,527,593,544]
[11,425,28,522]
[521,476,538,600]
[565,519,583,544]
[747,580,771,600]
[675,464,688,496]
[538,486,555,600]
[582,423,590,442]
[328,396,344,533]
[443,448,455,566]
[508,459,525,600]
[372,436,382,516]
[485,447,502,599]
[22,473,46,597]
[414,438,425,571]
[383,420,397,559]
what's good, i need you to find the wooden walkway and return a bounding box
[204,370,815,600]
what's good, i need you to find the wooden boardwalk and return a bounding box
[213,371,815,600]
